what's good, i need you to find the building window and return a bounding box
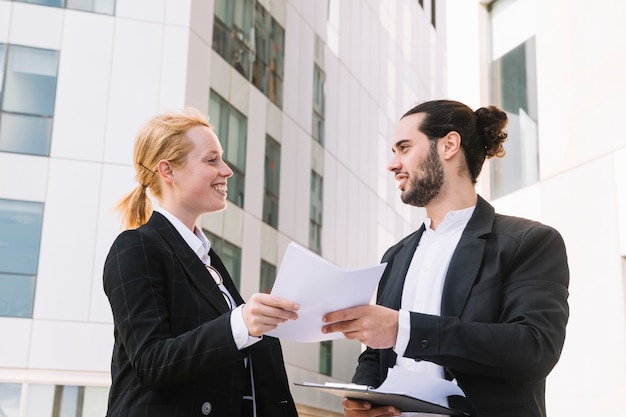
[13,0,116,15]
[203,230,242,289]
[309,171,323,254]
[312,65,325,145]
[259,259,276,294]
[0,382,20,417]
[0,44,59,157]
[0,199,44,318]
[0,382,109,416]
[209,91,247,208]
[212,0,285,108]
[319,340,332,376]
[489,0,539,198]
[263,135,280,228]
[431,0,436,28]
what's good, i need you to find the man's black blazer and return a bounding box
[352,196,570,417]
[103,212,298,417]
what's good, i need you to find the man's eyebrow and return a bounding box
[391,139,410,152]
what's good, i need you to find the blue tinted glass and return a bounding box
[0,43,5,97]
[66,0,116,15]
[0,199,44,275]
[0,383,21,417]
[0,273,36,318]
[3,45,59,116]
[0,113,53,156]
[14,0,64,7]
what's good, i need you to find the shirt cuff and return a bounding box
[393,309,411,356]
[230,305,262,349]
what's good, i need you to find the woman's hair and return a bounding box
[402,99,508,184]
[115,107,212,229]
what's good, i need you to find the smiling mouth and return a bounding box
[213,184,227,193]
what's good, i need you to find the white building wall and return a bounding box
[446,0,626,415]
[0,0,445,415]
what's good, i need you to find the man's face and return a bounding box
[388,113,444,207]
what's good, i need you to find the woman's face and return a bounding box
[168,125,233,219]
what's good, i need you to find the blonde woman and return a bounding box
[103,108,299,417]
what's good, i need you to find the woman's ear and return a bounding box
[157,160,175,183]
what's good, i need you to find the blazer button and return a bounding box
[201,401,212,415]
[421,339,429,348]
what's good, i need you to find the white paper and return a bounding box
[376,366,465,407]
[267,242,387,342]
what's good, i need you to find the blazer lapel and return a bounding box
[147,212,232,313]
[440,196,494,317]
[378,225,425,309]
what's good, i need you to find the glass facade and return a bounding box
[0,383,109,417]
[309,171,323,254]
[212,0,285,108]
[203,229,242,289]
[0,199,44,318]
[209,91,248,209]
[0,44,59,156]
[263,135,280,228]
[13,0,116,15]
[259,259,276,294]
[489,0,539,198]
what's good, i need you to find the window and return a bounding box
[431,0,436,28]
[0,382,109,417]
[209,91,247,208]
[312,65,325,145]
[203,230,242,289]
[489,0,539,198]
[0,383,20,417]
[319,340,332,376]
[13,0,116,15]
[0,44,59,156]
[0,199,44,318]
[263,136,280,228]
[259,259,276,294]
[309,172,323,254]
[212,0,285,108]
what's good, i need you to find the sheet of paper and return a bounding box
[267,242,387,342]
[376,366,465,407]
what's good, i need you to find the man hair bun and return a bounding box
[475,106,508,159]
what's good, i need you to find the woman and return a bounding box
[103,107,300,417]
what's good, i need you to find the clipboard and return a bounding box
[295,382,471,416]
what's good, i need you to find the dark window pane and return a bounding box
[319,340,332,376]
[259,260,276,294]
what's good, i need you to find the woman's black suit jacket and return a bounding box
[352,196,570,417]
[103,212,298,417]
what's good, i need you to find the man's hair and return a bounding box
[402,99,508,183]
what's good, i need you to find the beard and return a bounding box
[400,141,444,207]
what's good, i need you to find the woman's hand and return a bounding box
[242,294,299,337]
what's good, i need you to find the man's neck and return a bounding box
[425,187,477,230]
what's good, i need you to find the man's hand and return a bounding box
[242,294,299,337]
[342,398,401,417]
[321,305,399,349]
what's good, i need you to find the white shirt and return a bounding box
[154,207,260,349]
[394,206,475,379]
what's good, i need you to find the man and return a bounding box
[322,100,569,417]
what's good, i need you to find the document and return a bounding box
[296,366,470,416]
[266,242,387,342]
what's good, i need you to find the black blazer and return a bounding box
[103,212,298,417]
[352,196,570,417]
